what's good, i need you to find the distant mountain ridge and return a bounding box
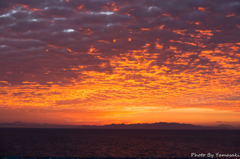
[0,121,240,129]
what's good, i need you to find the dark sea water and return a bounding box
[0,128,240,158]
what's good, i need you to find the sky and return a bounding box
[0,0,240,126]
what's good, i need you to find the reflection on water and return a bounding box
[0,129,240,158]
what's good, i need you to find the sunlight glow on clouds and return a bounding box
[0,0,240,125]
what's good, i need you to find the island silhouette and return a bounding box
[1,121,240,129]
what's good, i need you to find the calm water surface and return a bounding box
[0,128,240,158]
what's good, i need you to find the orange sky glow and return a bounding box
[0,0,240,126]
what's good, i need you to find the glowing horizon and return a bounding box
[1,0,240,126]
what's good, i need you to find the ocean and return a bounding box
[0,128,240,158]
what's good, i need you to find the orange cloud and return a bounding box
[1,0,240,126]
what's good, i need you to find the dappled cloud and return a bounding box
[1,0,240,125]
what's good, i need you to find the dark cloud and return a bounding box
[0,0,240,87]
[41,7,76,17]
[0,0,11,11]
